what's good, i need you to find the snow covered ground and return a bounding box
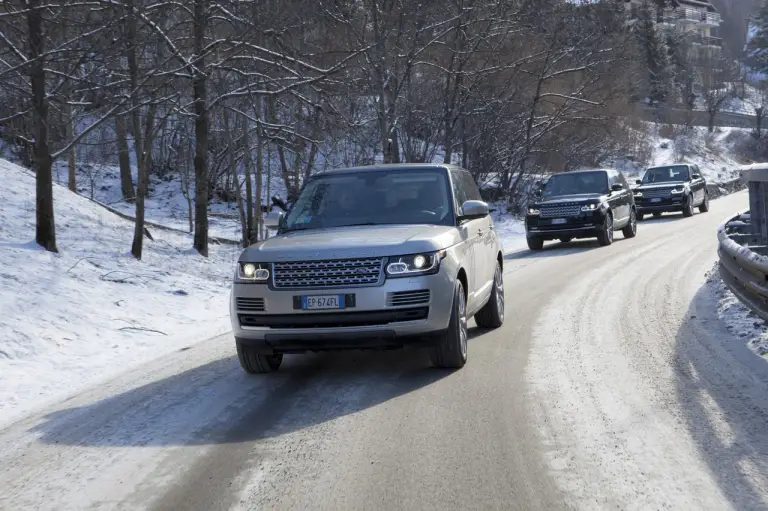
[711,267,768,361]
[610,124,749,184]
[0,159,238,428]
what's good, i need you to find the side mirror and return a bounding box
[459,200,489,220]
[611,183,624,192]
[277,212,285,231]
[692,173,701,179]
[635,179,642,185]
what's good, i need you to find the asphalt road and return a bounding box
[1,191,767,510]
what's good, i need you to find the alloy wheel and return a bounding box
[459,290,468,360]
[606,215,614,242]
[495,266,505,322]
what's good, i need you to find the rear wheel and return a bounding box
[237,343,283,374]
[527,237,544,251]
[559,237,572,243]
[430,280,468,369]
[683,195,694,217]
[699,192,710,213]
[597,212,614,247]
[653,212,662,218]
[622,209,637,239]
[475,262,505,329]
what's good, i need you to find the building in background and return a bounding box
[625,0,723,64]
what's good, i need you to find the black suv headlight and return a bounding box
[386,251,446,278]
[235,262,270,283]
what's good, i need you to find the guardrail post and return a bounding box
[745,167,768,245]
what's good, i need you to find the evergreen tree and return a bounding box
[747,0,768,76]
[634,0,671,104]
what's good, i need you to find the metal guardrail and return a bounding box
[717,212,768,321]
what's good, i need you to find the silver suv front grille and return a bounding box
[273,257,384,289]
[540,203,582,218]
[642,187,674,199]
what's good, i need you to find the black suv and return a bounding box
[633,163,709,220]
[525,169,637,250]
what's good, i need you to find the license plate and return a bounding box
[551,218,567,225]
[651,198,662,203]
[301,295,345,310]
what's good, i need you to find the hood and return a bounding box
[535,193,605,206]
[635,181,686,190]
[241,224,460,262]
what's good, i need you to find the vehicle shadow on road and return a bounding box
[30,329,487,449]
[673,272,768,510]
[505,239,602,260]
[638,215,684,224]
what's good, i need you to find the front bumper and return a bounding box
[525,210,606,240]
[230,267,455,353]
[636,197,684,213]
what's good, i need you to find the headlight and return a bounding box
[528,208,540,216]
[671,187,684,194]
[236,262,270,282]
[386,251,445,277]
[581,203,598,212]
[634,192,643,198]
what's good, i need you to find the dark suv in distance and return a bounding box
[525,168,637,250]
[633,163,709,220]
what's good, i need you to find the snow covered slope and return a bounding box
[0,159,238,428]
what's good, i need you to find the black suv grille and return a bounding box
[540,203,582,218]
[642,187,674,199]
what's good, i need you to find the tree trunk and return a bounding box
[115,114,135,200]
[192,0,209,257]
[242,123,255,243]
[126,0,143,181]
[28,1,57,253]
[708,110,716,133]
[254,119,263,242]
[65,102,76,192]
[131,104,157,260]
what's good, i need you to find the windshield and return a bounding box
[281,169,453,232]
[642,165,690,184]
[541,171,609,199]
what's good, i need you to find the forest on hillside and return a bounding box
[0,0,755,256]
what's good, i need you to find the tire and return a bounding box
[527,237,544,251]
[429,280,468,369]
[653,212,662,218]
[559,237,572,243]
[237,342,283,374]
[699,192,710,213]
[597,211,614,247]
[682,195,694,217]
[475,262,505,329]
[637,212,645,221]
[622,208,637,239]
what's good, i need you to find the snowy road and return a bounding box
[2,191,768,510]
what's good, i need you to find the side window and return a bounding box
[462,172,482,201]
[606,171,617,188]
[450,171,468,215]
[617,172,629,189]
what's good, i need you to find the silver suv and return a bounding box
[230,164,505,373]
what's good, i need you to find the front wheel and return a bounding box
[430,280,468,369]
[622,209,637,239]
[682,195,694,217]
[597,212,614,247]
[527,237,544,251]
[699,193,710,213]
[475,262,505,329]
[237,343,283,374]
[559,237,572,243]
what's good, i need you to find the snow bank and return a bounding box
[0,159,238,427]
[711,269,768,361]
